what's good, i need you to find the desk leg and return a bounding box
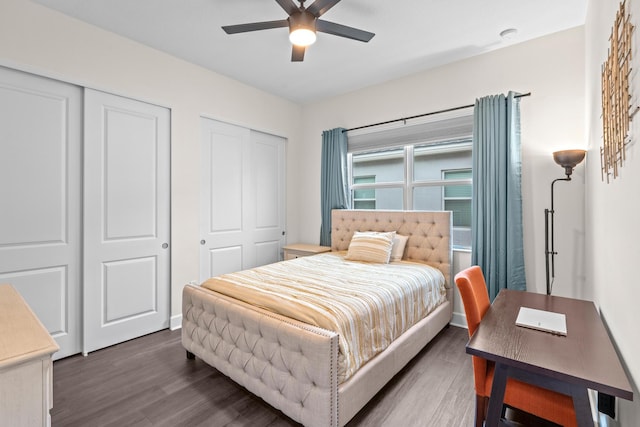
[486,363,508,426]
[486,362,593,427]
[570,385,592,427]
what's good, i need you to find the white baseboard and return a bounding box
[170,314,182,331]
[450,312,468,329]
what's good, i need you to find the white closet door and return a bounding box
[83,89,170,354]
[0,66,82,359]
[249,130,286,266]
[200,118,285,281]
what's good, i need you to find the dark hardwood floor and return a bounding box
[52,325,475,427]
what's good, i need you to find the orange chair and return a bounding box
[455,266,577,427]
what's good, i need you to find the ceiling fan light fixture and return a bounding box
[289,10,317,46]
[221,0,375,61]
[289,27,316,46]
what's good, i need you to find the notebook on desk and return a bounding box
[516,307,567,336]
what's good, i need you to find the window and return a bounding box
[443,169,472,248]
[351,148,404,210]
[443,169,472,227]
[346,112,474,249]
[349,139,472,249]
[353,175,376,209]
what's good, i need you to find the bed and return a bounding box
[182,209,452,427]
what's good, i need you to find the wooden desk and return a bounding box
[466,289,633,427]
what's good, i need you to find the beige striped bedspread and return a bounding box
[200,252,446,382]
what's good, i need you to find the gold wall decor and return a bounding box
[601,0,635,182]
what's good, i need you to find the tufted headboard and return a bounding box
[331,209,453,288]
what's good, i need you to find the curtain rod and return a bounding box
[342,92,531,133]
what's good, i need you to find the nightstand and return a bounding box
[283,243,331,260]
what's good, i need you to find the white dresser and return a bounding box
[0,284,59,427]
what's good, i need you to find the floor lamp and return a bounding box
[545,149,586,295]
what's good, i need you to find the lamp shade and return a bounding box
[553,149,586,177]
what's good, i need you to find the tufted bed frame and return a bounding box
[182,210,452,427]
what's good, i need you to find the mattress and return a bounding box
[200,252,446,382]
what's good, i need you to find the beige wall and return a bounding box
[586,0,640,423]
[299,27,587,321]
[0,0,303,322]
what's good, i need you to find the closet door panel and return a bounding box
[103,108,158,239]
[102,257,157,322]
[207,246,243,279]
[83,89,170,354]
[0,66,82,359]
[209,131,243,234]
[200,119,248,280]
[0,268,67,336]
[251,130,285,267]
[0,87,66,245]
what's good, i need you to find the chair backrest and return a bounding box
[455,266,492,395]
[454,265,491,337]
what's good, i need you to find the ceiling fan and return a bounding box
[222,0,375,62]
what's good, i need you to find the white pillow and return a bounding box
[345,231,396,264]
[390,234,409,262]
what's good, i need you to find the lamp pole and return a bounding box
[545,177,571,295]
[544,149,586,295]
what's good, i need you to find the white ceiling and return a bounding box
[34,0,587,104]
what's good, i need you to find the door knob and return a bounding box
[200,240,206,245]
[162,243,169,249]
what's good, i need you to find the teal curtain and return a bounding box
[320,128,349,246]
[471,92,526,300]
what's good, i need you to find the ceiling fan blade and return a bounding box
[306,0,341,17]
[222,19,289,34]
[275,0,300,15]
[291,45,306,62]
[316,20,375,42]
